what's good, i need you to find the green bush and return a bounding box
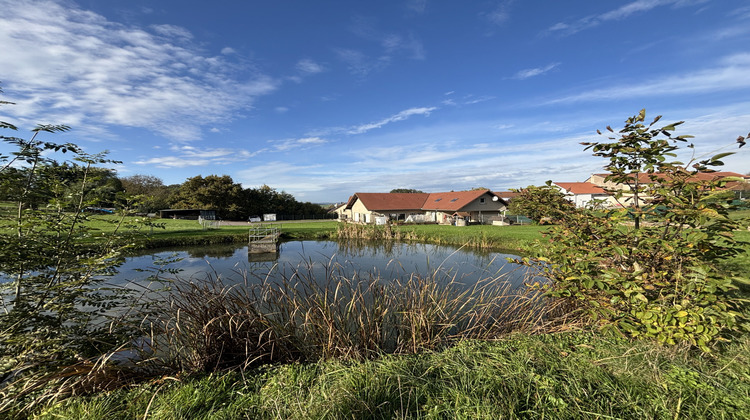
[518,110,749,350]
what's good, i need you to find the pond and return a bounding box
[111,240,533,288]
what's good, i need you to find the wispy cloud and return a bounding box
[512,62,560,80]
[296,58,325,74]
[545,53,750,104]
[546,0,708,36]
[334,48,389,77]
[406,0,427,14]
[133,145,261,168]
[335,15,425,77]
[0,0,278,141]
[271,137,328,152]
[347,107,437,134]
[442,94,496,107]
[484,1,515,25]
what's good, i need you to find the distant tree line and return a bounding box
[120,174,330,220]
[0,166,330,220]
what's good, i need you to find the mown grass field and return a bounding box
[19,213,548,252]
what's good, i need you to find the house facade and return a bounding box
[343,190,507,225]
[552,182,612,208]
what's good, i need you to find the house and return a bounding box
[495,191,521,203]
[346,193,429,224]
[330,202,350,220]
[343,190,507,225]
[421,190,507,225]
[586,171,750,204]
[552,182,612,208]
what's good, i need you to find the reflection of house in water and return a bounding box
[340,190,508,225]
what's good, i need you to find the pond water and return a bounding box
[110,240,532,288]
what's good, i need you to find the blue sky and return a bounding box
[1,0,749,203]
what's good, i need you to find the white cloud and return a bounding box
[484,1,514,25]
[150,24,192,40]
[546,0,708,36]
[347,107,437,135]
[546,54,750,104]
[0,0,278,141]
[134,145,262,168]
[336,16,425,77]
[334,48,387,77]
[296,58,325,74]
[271,137,328,152]
[512,62,560,80]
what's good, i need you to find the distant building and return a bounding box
[552,182,612,208]
[342,190,508,225]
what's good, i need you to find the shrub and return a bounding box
[518,110,749,350]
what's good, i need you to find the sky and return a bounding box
[1,0,749,203]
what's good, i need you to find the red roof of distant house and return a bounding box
[346,190,506,212]
[554,182,607,195]
[346,193,429,211]
[423,190,501,211]
[592,171,747,183]
[495,191,521,199]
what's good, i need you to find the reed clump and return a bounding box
[140,258,572,374]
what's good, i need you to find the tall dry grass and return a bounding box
[140,257,574,373]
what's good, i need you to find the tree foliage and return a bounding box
[508,182,576,223]
[0,93,147,407]
[518,109,749,350]
[120,174,174,213]
[390,188,425,193]
[166,178,329,220]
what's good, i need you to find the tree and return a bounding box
[508,182,576,223]
[389,188,424,193]
[519,110,748,350]
[121,174,172,213]
[0,89,149,412]
[170,174,244,219]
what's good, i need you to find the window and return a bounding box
[434,198,442,202]
[450,198,458,202]
[480,198,486,204]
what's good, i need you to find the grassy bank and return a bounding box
[37,331,750,419]
[78,216,545,251]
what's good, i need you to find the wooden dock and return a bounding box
[248,224,280,254]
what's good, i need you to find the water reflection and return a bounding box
[109,240,529,288]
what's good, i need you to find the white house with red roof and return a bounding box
[552,182,612,208]
[343,190,507,225]
[585,171,749,204]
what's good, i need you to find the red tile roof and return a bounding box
[346,190,506,212]
[346,193,429,211]
[423,190,500,211]
[554,182,607,195]
[592,171,747,184]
